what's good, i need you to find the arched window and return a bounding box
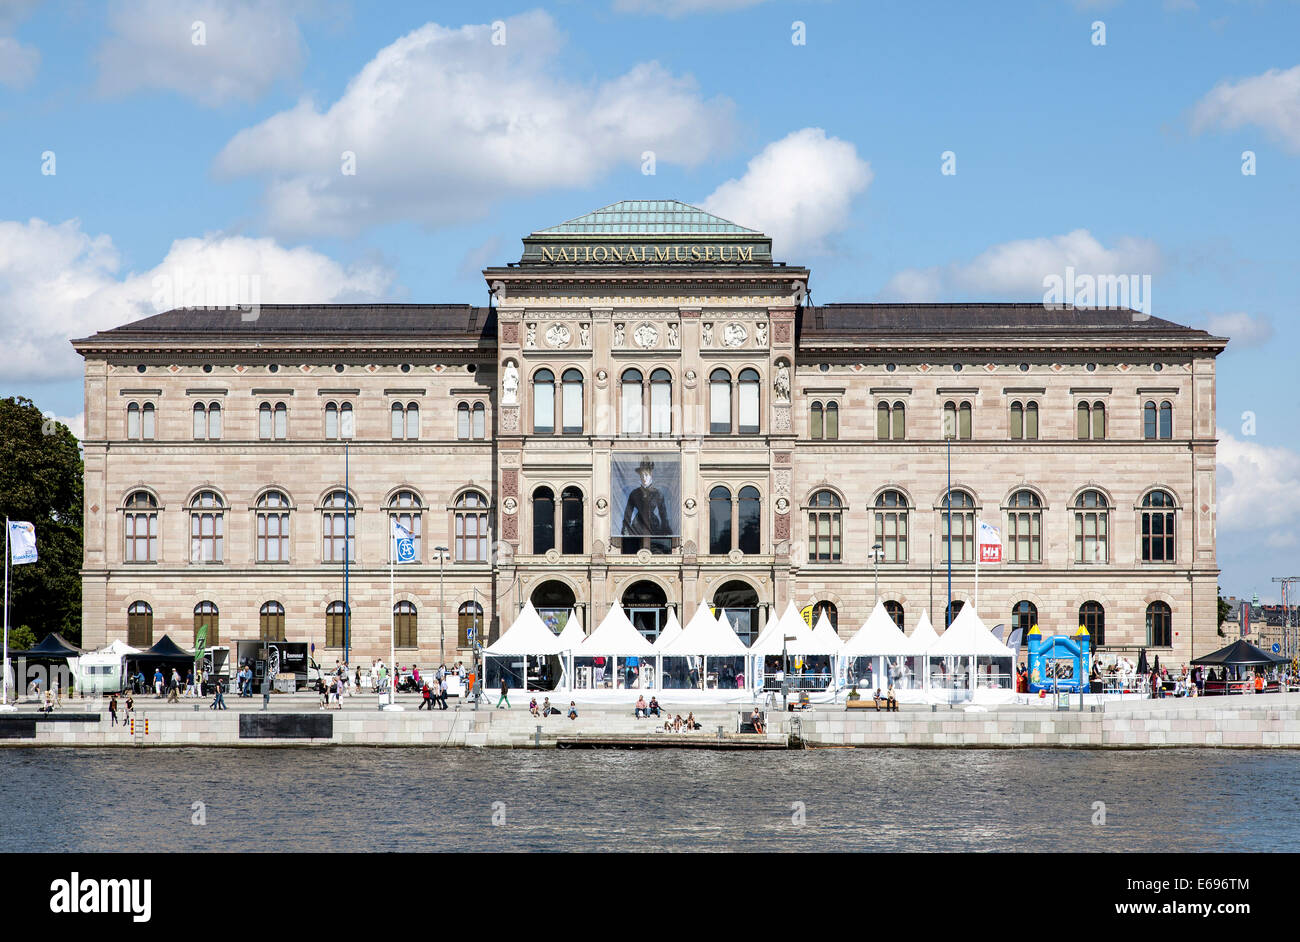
[193,401,222,440]
[1080,601,1105,646]
[325,401,354,440]
[405,401,420,440]
[945,600,964,629]
[1141,490,1176,562]
[259,401,272,440]
[393,601,417,648]
[877,401,904,441]
[877,401,889,440]
[1078,401,1105,440]
[325,601,347,647]
[260,601,286,642]
[874,489,909,562]
[826,401,840,440]
[322,490,356,563]
[127,402,141,440]
[1092,401,1105,440]
[530,581,575,634]
[1006,490,1041,563]
[455,491,490,562]
[1011,401,1023,440]
[1143,400,1157,440]
[709,486,732,555]
[1074,489,1109,563]
[189,490,225,563]
[141,402,156,440]
[710,368,732,435]
[1011,601,1037,643]
[1146,601,1172,647]
[532,486,555,554]
[472,402,486,439]
[390,401,418,440]
[943,400,971,440]
[256,490,291,562]
[738,368,760,434]
[713,580,760,646]
[884,600,905,630]
[812,401,824,439]
[457,402,470,440]
[123,490,158,562]
[389,490,422,562]
[259,401,287,440]
[194,601,219,646]
[620,368,643,436]
[458,600,484,647]
[127,601,153,647]
[562,369,583,435]
[273,402,287,439]
[533,369,555,436]
[1011,401,1038,440]
[649,369,672,436]
[941,490,976,562]
[561,486,583,555]
[1158,401,1173,439]
[738,485,761,555]
[807,490,843,563]
[811,600,839,634]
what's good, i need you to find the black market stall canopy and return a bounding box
[11,632,86,660]
[127,635,195,665]
[1191,639,1288,667]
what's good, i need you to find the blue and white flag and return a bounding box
[391,519,417,564]
[7,521,37,566]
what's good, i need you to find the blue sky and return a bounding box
[0,0,1297,598]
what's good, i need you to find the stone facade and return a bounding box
[73,201,1227,668]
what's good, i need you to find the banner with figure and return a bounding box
[611,453,680,551]
[7,521,37,565]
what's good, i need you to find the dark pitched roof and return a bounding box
[14,632,86,658]
[74,304,496,346]
[801,303,1209,335]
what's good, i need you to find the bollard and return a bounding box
[931,704,938,712]
[534,725,542,747]
[717,725,725,740]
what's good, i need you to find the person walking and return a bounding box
[419,682,432,711]
[124,693,135,731]
[438,675,448,710]
[153,667,164,698]
[496,678,510,709]
[211,677,227,710]
[109,694,119,727]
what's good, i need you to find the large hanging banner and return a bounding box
[611,453,680,542]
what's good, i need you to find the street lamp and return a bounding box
[782,634,797,712]
[434,545,449,666]
[871,542,884,604]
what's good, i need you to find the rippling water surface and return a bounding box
[3,747,1298,852]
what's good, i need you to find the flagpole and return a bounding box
[3,518,10,706]
[389,521,396,702]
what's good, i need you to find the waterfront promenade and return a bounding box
[1,691,1297,749]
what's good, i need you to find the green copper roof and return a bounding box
[535,200,759,235]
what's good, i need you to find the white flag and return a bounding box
[7,521,37,566]
[391,519,417,564]
[977,518,1001,564]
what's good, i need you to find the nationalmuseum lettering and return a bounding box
[538,244,755,263]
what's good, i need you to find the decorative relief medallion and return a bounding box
[633,323,659,348]
[501,408,519,431]
[501,469,518,497]
[502,515,518,541]
[774,471,791,497]
[773,406,791,432]
[636,548,652,563]
[545,548,560,564]
[774,513,790,541]
[684,497,697,512]
[596,497,608,512]
[684,369,697,384]
[501,322,519,345]
[545,324,571,347]
[775,496,790,513]
[595,369,608,383]
[722,323,748,347]
[772,322,791,344]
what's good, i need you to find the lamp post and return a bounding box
[871,542,883,604]
[434,545,449,667]
[782,634,796,712]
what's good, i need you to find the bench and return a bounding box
[738,711,767,733]
[846,699,896,712]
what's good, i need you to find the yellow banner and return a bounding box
[801,605,814,627]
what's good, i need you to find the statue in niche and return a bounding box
[701,322,714,345]
[668,323,679,346]
[613,323,625,346]
[525,323,536,348]
[579,323,590,346]
[502,362,519,405]
[774,363,791,402]
[756,322,768,345]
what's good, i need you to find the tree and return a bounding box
[0,398,83,644]
[1217,588,1230,628]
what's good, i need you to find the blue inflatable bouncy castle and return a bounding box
[1027,625,1091,693]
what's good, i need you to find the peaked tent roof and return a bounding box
[555,609,586,653]
[843,601,912,657]
[750,601,811,655]
[485,601,563,656]
[14,631,86,658]
[664,602,748,656]
[808,611,844,654]
[130,634,194,663]
[535,200,759,236]
[578,605,656,657]
[910,611,940,652]
[653,608,684,651]
[79,638,140,665]
[928,603,1015,658]
[1191,638,1287,666]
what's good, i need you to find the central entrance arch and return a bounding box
[713,579,760,646]
[531,579,576,634]
[622,580,668,642]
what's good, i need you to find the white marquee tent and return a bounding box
[574,604,656,689]
[842,600,915,690]
[74,639,141,694]
[926,601,1016,702]
[653,608,684,652]
[660,602,749,691]
[483,600,565,690]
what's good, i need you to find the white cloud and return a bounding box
[0,34,39,87]
[700,128,872,256]
[53,413,84,441]
[881,229,1162,302]
[214,10,736,236]
[1191,64,1300,154]
[0,218,393,382]
[1204,312,1272,348]
[95,0,309,106]
[613,0,772,15]
[1216,432,1300,536]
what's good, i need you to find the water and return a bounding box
[3,747,1297,852]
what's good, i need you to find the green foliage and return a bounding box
[0,397,83,644]
[6,625,37,650]
[1217,587,1230,628]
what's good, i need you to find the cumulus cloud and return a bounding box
[96,0,309,106]
[613,0,772,15]
[214,10,736,235]
[1191,64,1300,154]
[1203,312,1272,348]
[880,229,1162,302]
[0,218,393,382]
[1217,432,1300,536]
[0,1,40,88]
[700,128,872,256]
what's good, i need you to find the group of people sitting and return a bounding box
[529,697,580,719]
[663,712,702,732]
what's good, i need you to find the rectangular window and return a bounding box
[889,405,901,441]
[325,408,338,440]
[1078,406,1090,439]
[1025,405,1038,440]
[1090,406,1104,440]
[876,406,889,440]
[621,383,641,435]
[128,408,141,440]
[1074,512,1107,563]
[257,512,288,562]
[533,386,554,435]
[273,406,286,440]
[472,404,485,439]
[738,382,759,434]
[1010,406,1023,440]
[260,407,272,440]
[563,383,583,435]
[341,406,355,439]
[812,406,823,440]
[941,512,974,562]
[958,404,971,440]
[710,384,730,435]
[650,383,671,436]
[194,408,207,440]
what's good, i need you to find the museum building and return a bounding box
[73,201,1227,668]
